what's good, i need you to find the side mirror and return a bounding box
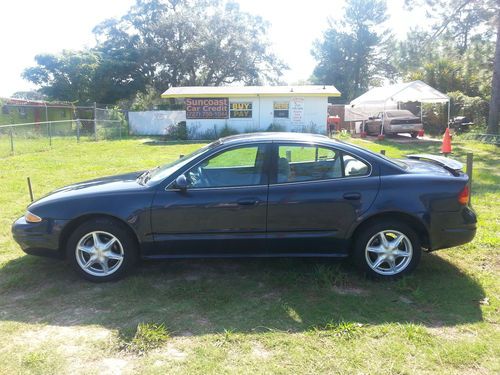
[174,174,189,191]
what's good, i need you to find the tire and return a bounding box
[352,220,421,280]
[66,217,138,282]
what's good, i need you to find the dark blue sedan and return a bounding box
[12,133,477,281]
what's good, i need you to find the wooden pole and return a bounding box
[9,126,14,153]
[27,177,34,202]
[466,153,473,205]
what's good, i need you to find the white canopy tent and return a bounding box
[345,80,450,133]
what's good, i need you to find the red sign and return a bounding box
[185,98,229,119]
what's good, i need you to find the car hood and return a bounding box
[29,171,146,208]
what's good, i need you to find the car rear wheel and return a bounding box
[66,218,138,282]
[411,132,418,138]
[353,220,421,279]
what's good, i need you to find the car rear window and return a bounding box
[386,110,415,117]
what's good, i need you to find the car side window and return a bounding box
[185,145,267,188]
[343,153,370,177]
[277,144,342,183]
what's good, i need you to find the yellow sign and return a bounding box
[273,102,289,110]
[231,102,252,110]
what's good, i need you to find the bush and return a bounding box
[448,91,488,131]
[267,123,286,132]
[219,124,239,138]
[165,121,188,140]
[125,322,170,354]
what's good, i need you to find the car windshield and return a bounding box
[385,110,415,118]
[145,140,221,184]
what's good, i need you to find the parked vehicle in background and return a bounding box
[449,116,473,133]
[365,110,423,137]
[12,133,476,282]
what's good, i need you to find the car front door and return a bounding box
[150,143,270,256]
[266,142,380,255]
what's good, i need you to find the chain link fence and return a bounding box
[0,106,127,157]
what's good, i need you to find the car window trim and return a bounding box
[269,141,373,185]
[165,142,272,191]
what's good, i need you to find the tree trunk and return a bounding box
[487,11,500,135]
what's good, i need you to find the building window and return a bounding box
[229,102,252,118]
[18,106,27,118]
[273,102,289,118]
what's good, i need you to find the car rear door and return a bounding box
[150,143,270,256]
[266,142,380,255]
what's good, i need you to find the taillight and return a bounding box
[458,185,470,205]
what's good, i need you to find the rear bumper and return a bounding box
[11,216,68,258]
[429,206,477,251]
[386,123,423,133]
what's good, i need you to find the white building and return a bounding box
[160,85,340,139]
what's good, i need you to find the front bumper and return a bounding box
[12,216,69,258]
[429,206,477,251]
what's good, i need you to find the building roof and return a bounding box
[1,97,74,107]
[161,85,341,98]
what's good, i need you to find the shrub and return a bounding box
[267,123,286,132]
[219,124,239,138]
[165,121,188,140]
[125,322,170,354]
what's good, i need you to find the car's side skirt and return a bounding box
[141,252,349,260]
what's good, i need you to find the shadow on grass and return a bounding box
[0,252,484,337]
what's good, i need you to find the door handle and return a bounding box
[343,192,361,200]
[237,198,259,206]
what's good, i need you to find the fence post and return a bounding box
[380,149,386,155]
[76,118,80,142]
[9,126,14,154]
[48,121,52,146]
[94,102,98,141]
[119,121,122,140]
[466,153,473,205]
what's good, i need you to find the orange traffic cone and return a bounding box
[441,127,452,156]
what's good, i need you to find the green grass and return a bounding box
[0,136,499,374]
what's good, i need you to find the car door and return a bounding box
[150,143,270,256]
[266,142,380,255]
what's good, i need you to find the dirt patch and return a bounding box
[99,358,129,375]
[251,341,272,359]
[333,286,367,296]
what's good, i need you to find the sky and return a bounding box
[0,0,425,97]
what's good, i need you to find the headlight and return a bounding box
[25,211,42,223]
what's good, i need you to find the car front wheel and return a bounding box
[66,218,138,282]
[353,221,421,279]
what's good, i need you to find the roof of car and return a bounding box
[219,132,334,144]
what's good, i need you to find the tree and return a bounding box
[11,91,47,101]
[22,50,100,103]
[23,0,286,104]
[311,0,395,102]
[404,0,499,133]
[93,0,285,92]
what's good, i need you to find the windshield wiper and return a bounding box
[138,166,160,184]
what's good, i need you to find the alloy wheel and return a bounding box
[75,231,124,277]
[365,230,413,275]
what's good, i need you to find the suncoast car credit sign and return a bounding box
[185,98,229,119]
